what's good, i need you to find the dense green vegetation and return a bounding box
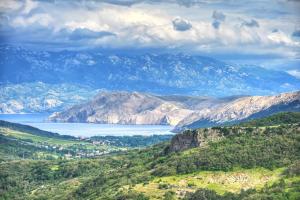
[152,125,299,175]
[238,112,300,127]
[0,134,59,161]
[0,121,172,161]
[184,162,300,200]
[91,135,173,148]
[0,113,299,199]
[0,126,125,160]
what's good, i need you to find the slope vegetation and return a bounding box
[1,113,299,200]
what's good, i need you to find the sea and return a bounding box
[0,114,174,137]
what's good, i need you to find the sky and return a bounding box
[0,0,300,76]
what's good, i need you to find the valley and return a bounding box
[0,112,299,199]
[0,120,172,160]
[1,1,300,199]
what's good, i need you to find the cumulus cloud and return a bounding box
[241,19,259,28]
[172,17,192,31]
[212,10,226,21]
[0,0,299,62]
[287,70,300,79]
[12,14,53,27]
[212,10,225,29]
[0,0,22,12]
[267,30,295,46]
[22,0,38,14]
[292,30,300,37]
[69,28,116,40]
[212,21,221,29]
[100,0,144,6]
[94,0,226,7]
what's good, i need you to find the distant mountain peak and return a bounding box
[1,45,299,97]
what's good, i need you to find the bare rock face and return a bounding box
[49,91,196,126]
[174,91,300,131]
[166,128,223,153]
[50,90,300,127]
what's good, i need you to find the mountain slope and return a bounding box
[49,91,199,126]
[175,91,300,131]
[1,45,300,97]
[238,112,300,127]
[0,120,74,139]
[1,114,299,199]
[0,82,98,113]
[50,91,300,128]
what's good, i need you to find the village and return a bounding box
[3,134,127,160]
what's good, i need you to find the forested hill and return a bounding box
[238,112,300,127]
[1,112,299,199]
[167,112,300,153]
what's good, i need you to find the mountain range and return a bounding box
[1,45,300,97]
[49,90,300,130]
[0,82,98,113]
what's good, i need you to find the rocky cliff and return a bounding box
[49,91,202,126]
[166,126,274,153]
[165,128,224,153]
[50,91,300,129]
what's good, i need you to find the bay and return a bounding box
[0,114,174,137]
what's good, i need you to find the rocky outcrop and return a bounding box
[166,128,223,153]
[166,126,272,153]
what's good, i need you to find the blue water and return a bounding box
[0,114,174,137]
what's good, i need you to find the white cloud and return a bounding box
[65,21,110,32]
[287,70,300,79]
[1,0,299,61]
[241,19,259,28]
[267,31,297,46]
[172,17,192,31]
[0,0,22,12]
[12,14,54,27]
[22,0,38,15]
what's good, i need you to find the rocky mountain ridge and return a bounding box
[49,90,300,130]
[0,82,98,113]
[1,45,300,97]
[175,90,300,131]
[49,91,200,126]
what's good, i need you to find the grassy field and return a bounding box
[128,168,284,199]
[28,177,84,200]
[0,127,87,146]
[0,127,125,160]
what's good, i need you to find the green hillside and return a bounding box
[238,112,300,127]
[0,120,74,139]
[0,114,299,200]
[0,127,124,161]
[0,121,172,161]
